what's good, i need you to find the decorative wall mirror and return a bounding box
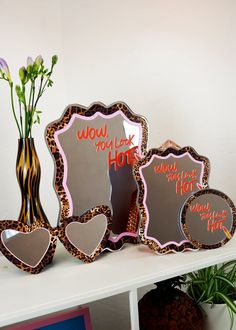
[180,189,236,249]
[0,220,57,274]
[133,143,210,253]
[46,102,148,250]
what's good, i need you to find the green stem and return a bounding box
[34,63,55,109]
[10,82,22,138]
[21,84,28,137]
[34,75,44,109]
[18,99,23,137]
[28,81,33,112]
[29,81,35,137]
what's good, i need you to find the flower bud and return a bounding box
[15,85,21,97]
[27,56,33,66]
[52,55,58,65]
[32,62,39,75]
[27,56,33,75]
[0,58,11,81]
[19,66,27,84]
[35,55,43,66]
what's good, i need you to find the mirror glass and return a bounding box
[47,103,148,246]
[181,189,236,248]
[66,214,107,256]
[1,228,50,267]
[135,147,209,252]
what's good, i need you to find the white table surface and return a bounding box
[1,238,236,327]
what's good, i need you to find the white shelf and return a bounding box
[1,238,236,328]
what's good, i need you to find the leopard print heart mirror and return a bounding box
[58,205,112,262]
[133,142,210,253]
[46,102,148,251]
[0,221,56,274]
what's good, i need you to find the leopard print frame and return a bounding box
[181,188,236,249]
[58,205,112,262]
[45,102,148,249]
[133,146,210,254]
[0,221,57,274]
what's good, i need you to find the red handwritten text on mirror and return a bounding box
[154,161,198,196]
[77,124,108,140]
[77,124,139,171]
[95,135,135,152]
[108,146,137,171]
[154,162,177,174]
[190,202,228,233]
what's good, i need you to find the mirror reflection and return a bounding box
[53,107,145,241]
[1,228,50,267]
[65,214,107,256]
[136,148,209,251]
[181,190,235,248]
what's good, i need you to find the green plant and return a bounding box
[187,261,236,329]
[0,55,58,138]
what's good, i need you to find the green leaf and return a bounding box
[199,295,215,304]
[218,261,236,274]
[215,291,236,314]
[206,277,215,297]
[215,275,235,289]
[196,289,208,304]
[191,279,206,285]
[47,79,53,87]
[229,264,236,282]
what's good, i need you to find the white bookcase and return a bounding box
[1,238,236,329]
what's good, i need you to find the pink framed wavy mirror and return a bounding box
[133,142,210,253]
[46,102,148,250]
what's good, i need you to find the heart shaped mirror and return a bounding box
[2,228,51,268]
[46,102,148,250]
[180,189,236,249]
[133,142,210,253]
[58,205,112,262]
[0,221,56,274]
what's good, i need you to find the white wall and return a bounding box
[0,0,236,227]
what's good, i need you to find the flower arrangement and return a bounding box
[0,55,58,138]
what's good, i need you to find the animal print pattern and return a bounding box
[45,102,149,249]
[16,138,50,227]
[181,188,236,249]
[133,146,210,254]
[0,138,57,274]
[58,205,112,262]
[0,206,112,273]
[0,220,57,274]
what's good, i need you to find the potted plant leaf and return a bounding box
[186,261,236,330]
